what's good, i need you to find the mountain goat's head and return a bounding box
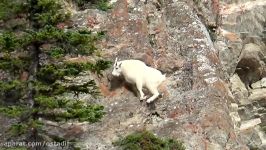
[112,58,122,77]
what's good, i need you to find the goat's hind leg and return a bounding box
[146,84,160,103]
[136,80,146,100]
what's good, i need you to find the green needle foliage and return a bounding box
[0,56,31,74]
[0,32,20,52]
[0,0,28,21]
[31,0,70,27]
[0,80,27,102]
[9,123,28,136]
[96,0,112,11]
[72,0,112,11]
[0,0,110,145]
[0,106,28,117]
[113,130,186,150]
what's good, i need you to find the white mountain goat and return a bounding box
[112,58,166,103]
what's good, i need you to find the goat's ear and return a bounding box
[118,62,122,67]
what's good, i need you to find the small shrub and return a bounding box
[97,0,112,11]
[113,130,186,150]
[72,0,112,11]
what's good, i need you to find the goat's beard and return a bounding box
[111,72,121,77]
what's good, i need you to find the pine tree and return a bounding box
[0,0,110,148]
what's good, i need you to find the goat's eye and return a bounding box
[116,67,119,69]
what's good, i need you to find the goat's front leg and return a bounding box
[136,80,146,100]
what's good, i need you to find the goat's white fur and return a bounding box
[112,58,166,103]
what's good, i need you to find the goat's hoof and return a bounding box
[146,99,153,103]
[140,96,147,100]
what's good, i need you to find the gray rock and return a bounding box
[230,73,249,104]
[251,78,266,89]
[248,89,266,102]
[82,0,248,149]
[240,128,262,149]
[216,1,266,148]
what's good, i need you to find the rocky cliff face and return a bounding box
[87,0,247,149]
[216,0,266,149]
[1,0,265,149]
[65,0,266,149]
